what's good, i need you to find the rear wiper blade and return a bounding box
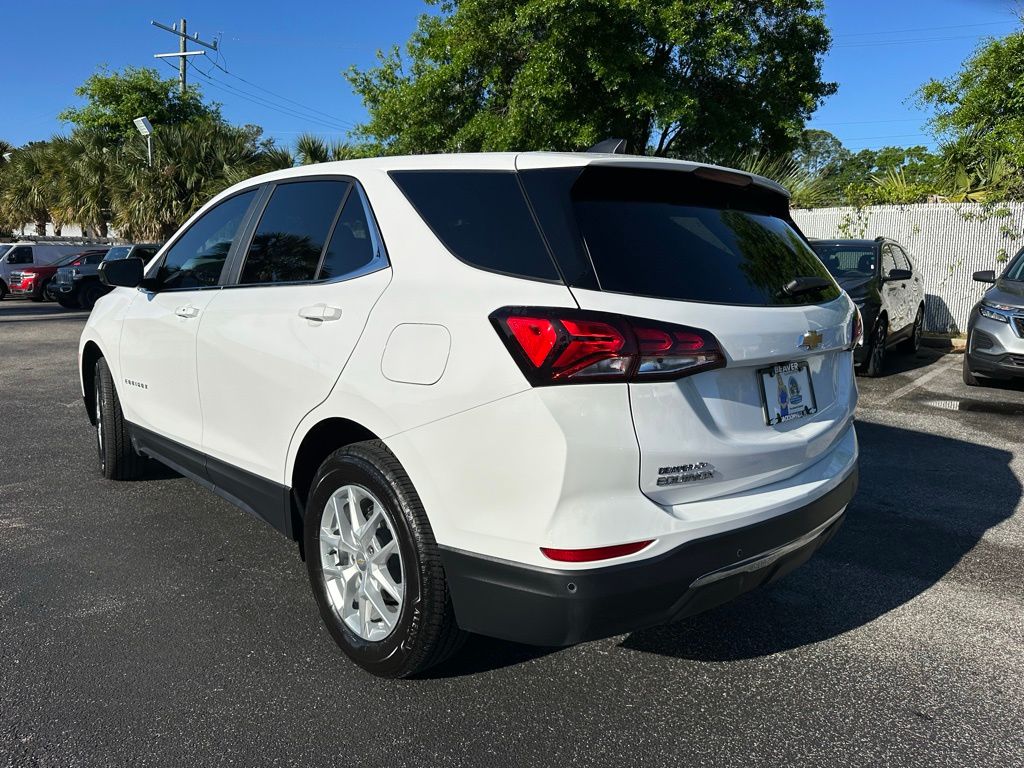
[779,276,832,298]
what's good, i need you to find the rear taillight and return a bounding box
[849,308,863,349]
[491,307,726,385]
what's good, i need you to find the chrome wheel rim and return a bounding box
[319,484,404,642]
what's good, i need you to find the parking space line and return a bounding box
[875,358,958,407]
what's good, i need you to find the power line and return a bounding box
[834,33,1006,48]
[204,58,357,129]
[832,20,1018,38]
[186,60,354,133]
[810,118,922,127]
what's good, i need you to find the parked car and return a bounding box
[53,243,159,309]
[811,237,925,376]
[0,241,105,300]
[81,153,860,678]
[9,249,109,302]
[963,247,1024,386]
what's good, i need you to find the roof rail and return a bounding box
[6,235,115,244]
[587,138,628,154]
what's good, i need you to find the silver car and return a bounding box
[964,247,1024,386]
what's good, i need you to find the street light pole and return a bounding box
[133,117,154,167]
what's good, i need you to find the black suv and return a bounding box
[811,238,926,376]
[54,243,160,309]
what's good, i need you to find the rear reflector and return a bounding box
[491,307,726,385]
[541,540,654,563]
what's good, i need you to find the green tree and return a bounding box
[59,66,219,141]
[793,129,849,176]
[918,28,1024,199]
[346,0,835,157]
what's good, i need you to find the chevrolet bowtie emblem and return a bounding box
[800,330,823,351]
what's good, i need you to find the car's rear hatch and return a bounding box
[519,160,858,508]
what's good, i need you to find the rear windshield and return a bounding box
[571,168,839,306]
[811,244,877,279]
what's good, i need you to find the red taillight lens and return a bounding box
[541,540,654,562]
[849,308,863,350]
[505,316,557,367]
[491,307,726,385]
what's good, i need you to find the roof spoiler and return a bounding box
[587,138,628,154]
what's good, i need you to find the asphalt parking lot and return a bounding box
[1,302,1022,768]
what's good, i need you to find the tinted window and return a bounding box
[133,245,159,261]
[319,188,376,280]
[812,245,877,278]
[0,245,10,258]
[7,246,32,265]
[390,171,560,281]
[880,246,898,277]
[574,190,839,306]
[892,245,912,272]
[158,191,256,289]
[240,180,349,284]
[84,252,106,265]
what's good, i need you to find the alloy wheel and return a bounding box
[318,483,405,642]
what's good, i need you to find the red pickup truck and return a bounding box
[8,249,109,301]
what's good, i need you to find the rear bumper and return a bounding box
[440,466,857,646]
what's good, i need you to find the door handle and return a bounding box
[175,305,200,319]
[298,304,343,322]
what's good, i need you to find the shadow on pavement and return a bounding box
[620,421,1021,661]
[0,301,86,318]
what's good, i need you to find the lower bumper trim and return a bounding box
[440,467,857,646]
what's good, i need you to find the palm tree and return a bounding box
[722,150,829,209]
[295,133,366,165]
[0,142,57,235]
[55,131,114,237]
[108,118,293,240]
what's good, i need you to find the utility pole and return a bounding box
[151,18,218,95]
[178,18,187,95]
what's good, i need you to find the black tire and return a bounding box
[962,354,980,387]
[304,440,466,678]
[80,283,104,310]
[56,294,80,309]
[902,305,924,353]
[863,315,888,378]
[0,281,7,300]
[94,358,146,480]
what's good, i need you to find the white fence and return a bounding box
[792,202,1024,333]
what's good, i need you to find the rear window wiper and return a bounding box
[779,276,832,298]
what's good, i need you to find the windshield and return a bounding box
[811,244,877,279]
[104,246,132,260]
[55,252,88,267]
[1004,249,1024,282]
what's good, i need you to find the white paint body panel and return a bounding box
[80,151,858,574]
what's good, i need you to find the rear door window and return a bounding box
[390,171,561,282]
[572,169,839,306]
[240,180,350,285]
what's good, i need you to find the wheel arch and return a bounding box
[81,340,104,425]
[289,417,381,547]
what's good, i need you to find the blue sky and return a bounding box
[3,0,1020,154]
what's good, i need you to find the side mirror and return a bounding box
[886,268,912,281]
[99,257,145,288]
[973,269,996,284]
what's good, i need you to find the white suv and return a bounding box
[80,153,860,677]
